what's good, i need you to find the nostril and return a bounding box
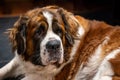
[46,40,61,50]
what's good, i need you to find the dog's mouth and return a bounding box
[47,49,62,64]
[41,48,63,66]
[47,57,60,65]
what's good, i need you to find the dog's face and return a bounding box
[38,11,64,66]
[8,6,79,67]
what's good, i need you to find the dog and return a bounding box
[0,6,120,80]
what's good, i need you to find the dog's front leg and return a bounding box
[0,57,19,80]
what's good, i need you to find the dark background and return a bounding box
[0,0,120,68]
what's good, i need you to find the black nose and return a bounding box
[46,40,61,50]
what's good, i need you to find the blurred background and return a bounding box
[0,0,120,25]
[0,0,120,68]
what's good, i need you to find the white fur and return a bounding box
[21,62,57,80]
[74,37,110,80]
[93,48,120,80]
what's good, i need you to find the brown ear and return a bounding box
[7,16,28,54]
[57,8,79,46]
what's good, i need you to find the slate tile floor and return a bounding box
[0,16,18,68]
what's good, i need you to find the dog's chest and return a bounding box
[22,74,54,80]
[20,62,59,80]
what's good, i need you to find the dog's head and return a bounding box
[8,6,80,67]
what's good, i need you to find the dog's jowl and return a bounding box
[0,6,120,80]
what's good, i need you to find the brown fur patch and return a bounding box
[110,52,120,79]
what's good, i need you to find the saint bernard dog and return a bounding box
[0,6,120,80]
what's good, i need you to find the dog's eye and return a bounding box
[56,28,62,36]
[54,27,63,38]
[35,25,45,35]
[53,23,63,37]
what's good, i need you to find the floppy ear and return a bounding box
[7,16,28,54]
[57,8,79,46]
[16,17,28,54]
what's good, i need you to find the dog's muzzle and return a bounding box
[46,40,62,64]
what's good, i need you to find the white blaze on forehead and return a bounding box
[43,11,53,29]
[42,11,61,44]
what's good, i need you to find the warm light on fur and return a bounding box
[0,6,120,80]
